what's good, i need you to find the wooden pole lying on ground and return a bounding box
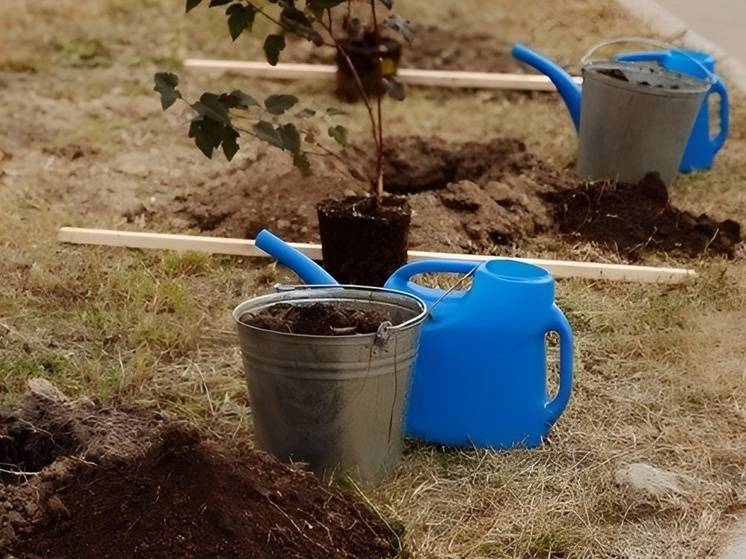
[183,59,583,92]
[58,227,696,284]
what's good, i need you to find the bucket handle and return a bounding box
[580,36,717,84]
[544,304,574,426]
[383,259,481,305]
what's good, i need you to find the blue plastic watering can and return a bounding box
[385,258,574,448]
[511,43,728,173]
[616,49,728,172]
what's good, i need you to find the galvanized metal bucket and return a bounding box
[578,60,709,187]
[233,285,427,481]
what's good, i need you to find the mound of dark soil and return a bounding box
[1,384,399,559]
[159,135,741,260]
[547,172,742,259]
[382,136,537,193]
[292,24,526,74]
[399,25,526,74]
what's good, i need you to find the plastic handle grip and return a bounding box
[544,304,574,425]
[384,259,480,305]
[710,77,729,153]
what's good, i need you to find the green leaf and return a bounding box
[226,3,255,40]
[326,107,348,116]
[292,152,311,176]
[191,92,231,125]
[263,34,286,66]
[186,0,203,12]
[280,6,323,45]
[328,125,347,145]
[264,94,298,115]
[188,116,224,158]
[278,123,301,154]
[208,0,231,5]
[307,0,346,10]
[222,90,260,109]
[221,126,240,160]
[153,72,181,110]
[382,14,414,43]
[382,77,406,100]
[253,121,284,149]
[296,108,316,118]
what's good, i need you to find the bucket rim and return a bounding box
[232,284,428,340]
[581,60,710,95]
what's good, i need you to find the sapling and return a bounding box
[155,0,415,285]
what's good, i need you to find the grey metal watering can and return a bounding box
[511,42,710,187]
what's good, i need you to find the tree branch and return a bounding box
[321,8,381,195]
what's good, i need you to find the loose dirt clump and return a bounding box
[294,24,526,74]
[399,25,526,74]
[547,172,742,258]
[242,302,393,335]
[2,383,400,559]
[382,136,537,193]
[161,136,741,259]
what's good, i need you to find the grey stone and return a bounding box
[614,462,685,497]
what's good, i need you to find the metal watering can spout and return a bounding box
[511,43,582,131]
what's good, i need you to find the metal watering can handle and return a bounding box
[580,36,717,84]
[544,304,574,425]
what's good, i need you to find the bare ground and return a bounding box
[2,1,746,558]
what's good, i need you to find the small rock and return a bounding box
[614,462,685,497]
[27,378,68,403]
[121,199,146,220]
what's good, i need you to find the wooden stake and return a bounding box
[183,59,583,92]
[58,227,696,284]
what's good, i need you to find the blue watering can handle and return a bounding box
[384,259,480,303]
[710,77,729,152]
[544,304,574,425]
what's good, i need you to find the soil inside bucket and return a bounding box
[317,195,411,287]
[2,386,400,559]
[242,302,394,336]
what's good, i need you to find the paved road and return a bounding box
[653,0,746,63]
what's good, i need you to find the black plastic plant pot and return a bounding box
[316,196,411,287]
[336,36,402,102]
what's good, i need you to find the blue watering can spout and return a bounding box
[255,229,337,285]
[511,43,582,131]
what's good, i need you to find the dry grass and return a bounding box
[1,0,746,557]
